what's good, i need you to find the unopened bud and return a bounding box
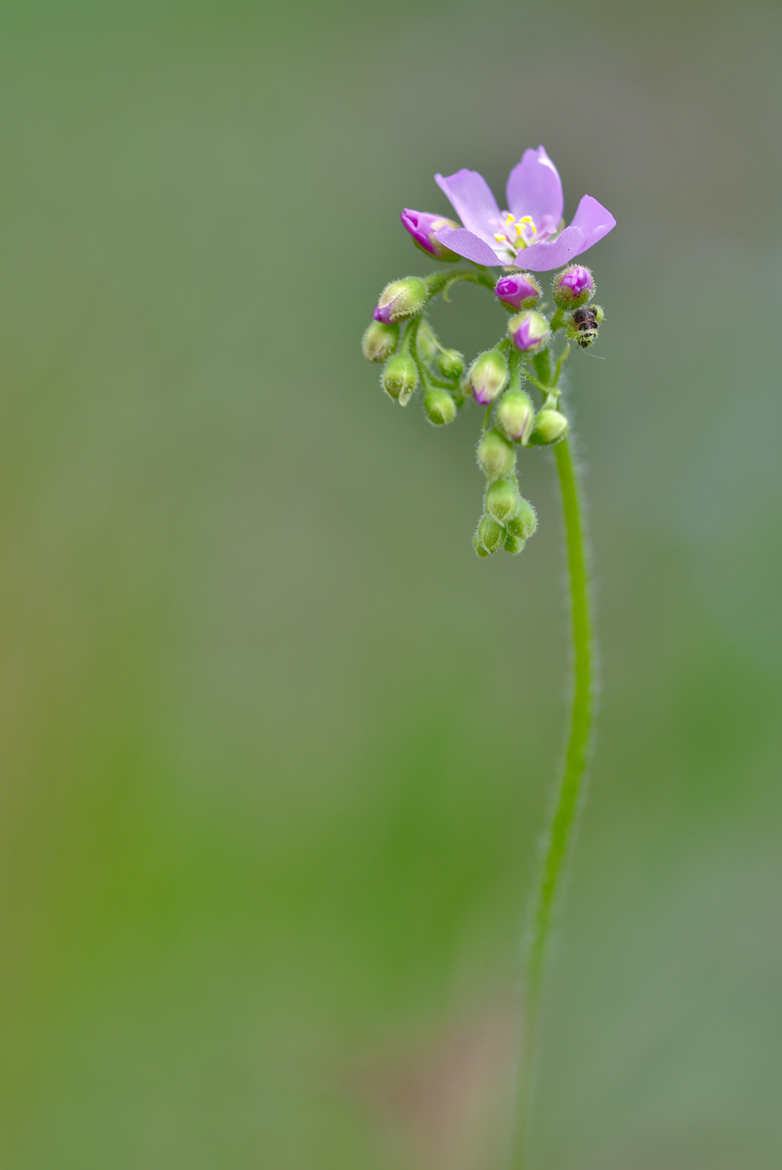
[400,209,460,261]
[503,530,526,555]
[417,320,438,363]
[468,349,508,405]
[494,271,541,311]
[423,386,457,426]
[373,277,428,324]
[476,428,516,481]
[552,265,595,309]
[507,497,538,540]
[361,320,399,363]
[497,389,535,444]
[475,513,504,555]
[568,304,603,348]
[508,310,551,355]
[437,348,465,380]
[529,408,569,445]
[382,352,418,404]
[486,476,521,523]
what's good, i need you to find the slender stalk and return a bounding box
[424,267,497,297]
[513,434,593,1169]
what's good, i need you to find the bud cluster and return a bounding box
[473,429,538,557]
[360,259,608,557]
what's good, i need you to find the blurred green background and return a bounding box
[1,1,780,1167]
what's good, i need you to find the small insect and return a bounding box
[570,305,600,348]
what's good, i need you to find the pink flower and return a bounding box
[401,146,615,272]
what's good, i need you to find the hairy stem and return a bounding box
[424,267,497,298]
[513,434,593,1169]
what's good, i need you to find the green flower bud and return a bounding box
[529,408,569,445]
[423,386,457,426]
[373,277,428,324]
[473,532,491,558]
[497,389,535,445]
[382,352,419,404]
[437,348,465,380]
[507,497,538,540]
[503,530,526,555]
[485,476,521,523]
[476,428,516,482]
[475,513,504,554]
[508,309,551,355]
[361,320,399,363]
[468,349,508,405]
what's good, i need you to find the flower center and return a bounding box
[494,213,538,256]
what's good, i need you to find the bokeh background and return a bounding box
[2,1,781,1167]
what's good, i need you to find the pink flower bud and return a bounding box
[400,210,460,261]
[552,264,595,309]
[468,350,508,405]
[508,310,551,355]
[373,277,428,323]
[494,272,541,310]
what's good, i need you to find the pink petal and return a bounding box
[569,193,616,247]
[521,195,616,271]
[518,226,587,272]
[505,145,563,227]
[434,169,501,239]
[435,227,504,266]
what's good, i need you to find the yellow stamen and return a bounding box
[511,215,538,251]
[494,232,507,242]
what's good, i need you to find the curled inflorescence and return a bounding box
[361,146,615,557]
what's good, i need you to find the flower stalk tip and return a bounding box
[362,141,613,556]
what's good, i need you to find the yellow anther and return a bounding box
[505,213,515,225]
[510,215,538,250]
[494,232,507,242]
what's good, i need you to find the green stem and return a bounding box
[404,317,430,390]
[531,349,553,387]
[507,346,522,392]
[552,344,571,387]
[513,434,593,1169]
[424,267,496,298]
